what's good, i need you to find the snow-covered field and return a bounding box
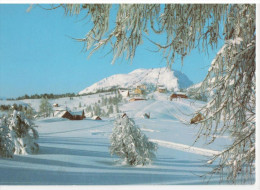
[0,94,242,185]
[0,92,116,113]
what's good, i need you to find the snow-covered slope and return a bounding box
[0,97,239,185]
[79,68,193,94]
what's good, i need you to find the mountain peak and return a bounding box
[79,67,193,95]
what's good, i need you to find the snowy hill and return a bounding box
[0,96,237,185]
[79,68,193,95]
[1,86,248,184]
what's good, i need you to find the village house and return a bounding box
[170,92,188,101]
[118,89,129,97]
[133,84,147,95]
[92,115,102,120]
[157,85,167,93]
[56,110,86,120]
[134,88,144,95]
[137,84,147,90]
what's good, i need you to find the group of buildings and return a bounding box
[119,84,187,102]
[52,104,101,121]
[52,84,188,121]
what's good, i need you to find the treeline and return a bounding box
[8,88,122,101]
[80,87,120,96]
[0,104,36,119]
[85,93,123,117]
[8,93,77,100]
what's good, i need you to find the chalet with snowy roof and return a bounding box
[55,110,86,120]
[170,92,188,101]
[157,85,167,93]
[92,116,102,120]
[54,110,67,117]
[118,89,129,97]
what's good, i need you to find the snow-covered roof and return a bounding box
[119,90,129,97]
[54,110,67,117]
[157,84,165,87]
[70,111,84,116]
[158,87,166,90]
[92,115,101,120]
[175,92,187,95]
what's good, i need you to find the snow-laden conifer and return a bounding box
[110,115,157,166]
[39,97,53,118]
[0,116,14,158]
[8,110,39,155]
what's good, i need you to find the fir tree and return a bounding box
[0,116,14,158]
[8,110,39,155]
[115,104,120,113]
[110,116,157,166]
[39,97,53,118]
[108,105,114,114]
[23,105,36,119]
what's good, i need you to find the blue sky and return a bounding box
[0,4,224,98]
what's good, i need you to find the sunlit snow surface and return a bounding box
[0,98,254,185]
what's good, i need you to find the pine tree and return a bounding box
[110,116,157,166]
[39,97,53,118]
[23,105,36,119]
[108,105,114,114]
[0,116,14,158]
[115,104,120,113]
[8,110,39,155]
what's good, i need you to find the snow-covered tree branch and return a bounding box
[0,110,39,157]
